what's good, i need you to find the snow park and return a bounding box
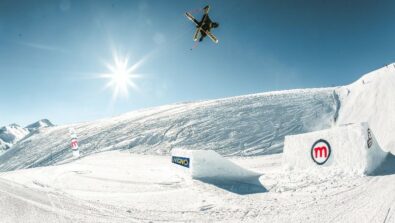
[1,1,395,223]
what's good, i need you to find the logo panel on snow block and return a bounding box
[172,156,190,168]
[311,139,331,165]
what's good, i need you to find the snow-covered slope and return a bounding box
[336,64,395,153]
[1,64,395,172]
[0,65,395,222]
[0,88,338,171]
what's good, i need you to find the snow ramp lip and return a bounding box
[171,149,266,195]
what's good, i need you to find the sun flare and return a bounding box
[100,53,143,100]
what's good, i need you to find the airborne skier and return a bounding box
[185,5,219,44]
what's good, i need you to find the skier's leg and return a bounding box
[199,30,206,42]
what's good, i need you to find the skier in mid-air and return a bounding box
[197,6,219,42]
[186,5,219,44]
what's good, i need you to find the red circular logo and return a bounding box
[311,139,331,165]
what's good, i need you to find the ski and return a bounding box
[185,12,199,26]
[204,30,219,43]
[186,12,202,42]
[185,12,219,44]
[193,27,201,41]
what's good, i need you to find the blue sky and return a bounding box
[1,0,395,127]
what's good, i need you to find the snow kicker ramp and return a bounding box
[283,122,388,175]
[171,149,266,194]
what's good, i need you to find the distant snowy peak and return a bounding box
[0,119,54,151]
[25,119,54,131]
[0,124,29,151]
[0,124,29,144]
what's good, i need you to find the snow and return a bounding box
[0,150,394,222]
[0,124,29,144]
[25,119,54,132]
[0,64,395,222]
[171,149,261,179]
[0,124,30,151]
[283,122,388,175]
[0,119,54,152]
[0,88,338,171]
[336,64,395,154]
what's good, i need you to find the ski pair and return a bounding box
[185,12,219,44]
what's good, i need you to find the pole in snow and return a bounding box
[69,128,80,158]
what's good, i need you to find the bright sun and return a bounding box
[100,53,143,100]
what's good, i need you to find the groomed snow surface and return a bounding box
[1,64,395,222]
[1,150,394,222]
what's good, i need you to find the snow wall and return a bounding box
[171,149,261,180]
[283,123,388,175]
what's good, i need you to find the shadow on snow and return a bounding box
[369,153,395,176]
[197,176,267,195]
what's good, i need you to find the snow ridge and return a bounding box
[26,119,54,132]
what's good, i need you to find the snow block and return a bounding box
[171,149,261,180]
[283,123,388,175]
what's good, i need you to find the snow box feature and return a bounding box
[171,149,261,180]
[171,149,266,194]
[283,123,388,175]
